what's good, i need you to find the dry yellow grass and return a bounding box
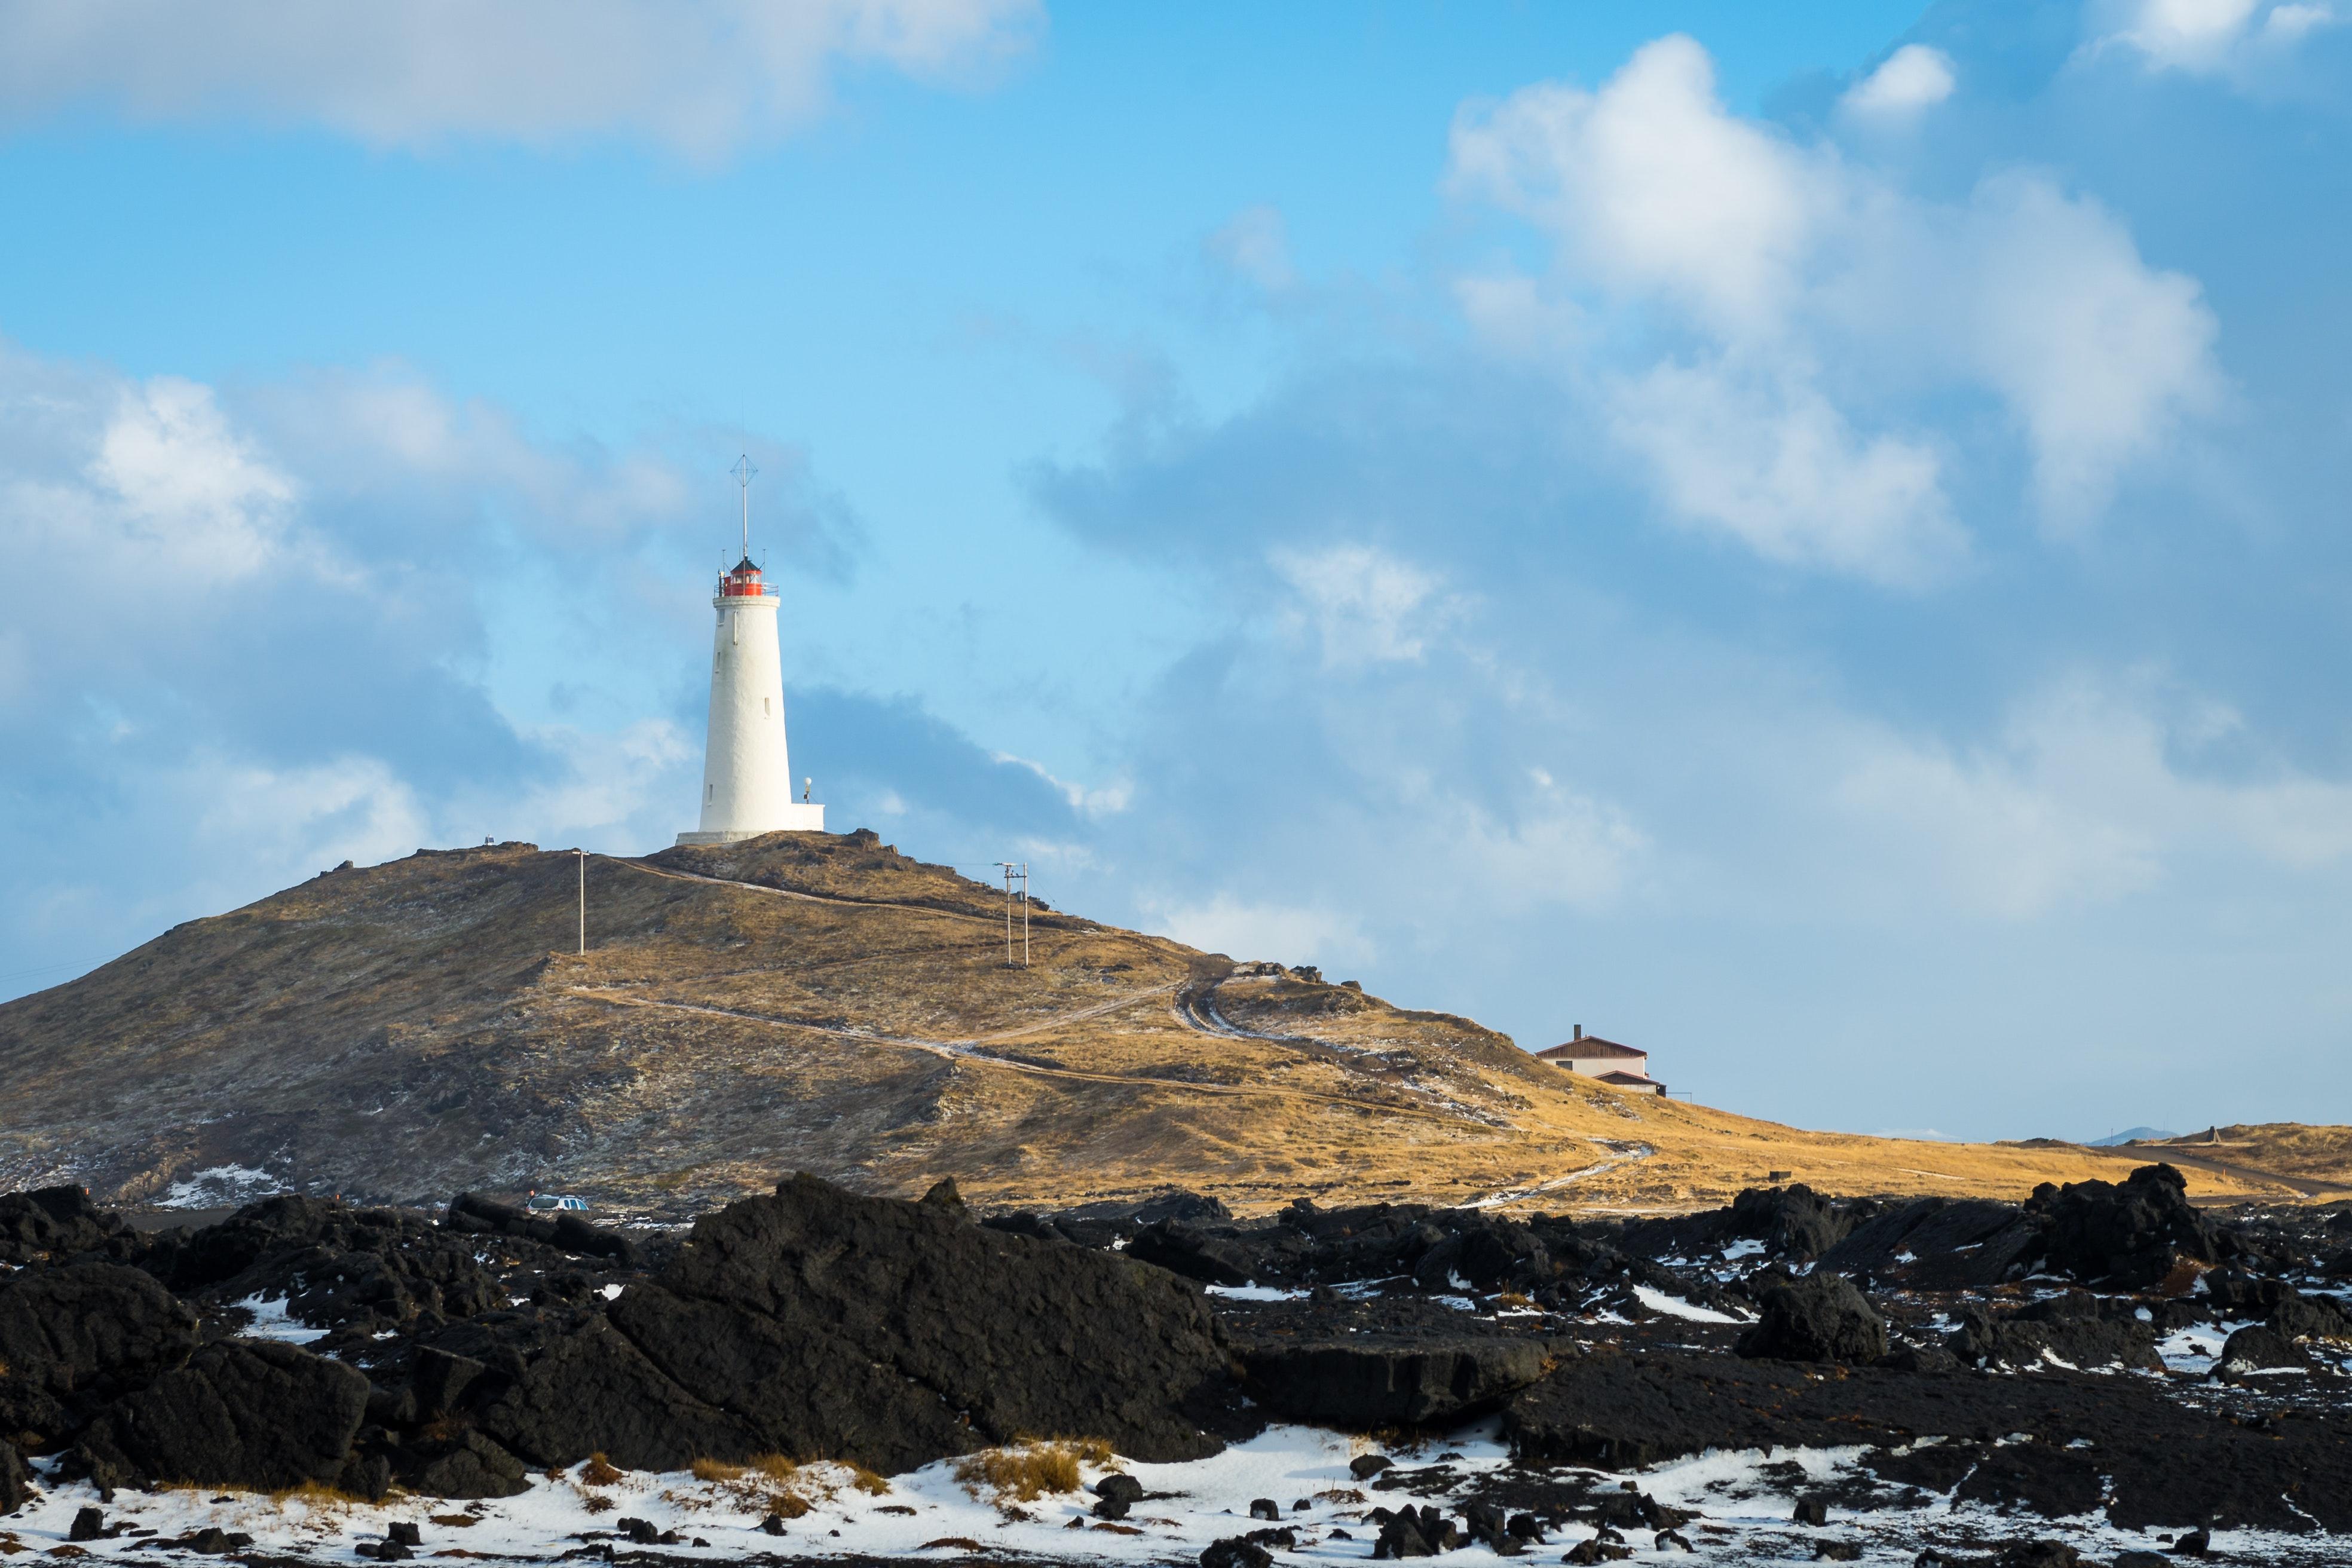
[745,1454,799,1483]
[953,1442,1087,1502]
[267,1481,365,1511]
[688,1459,744,1483]
[11,833,2344,1218]
[577,1454,623,1487]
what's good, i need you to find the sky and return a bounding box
[2,0,2348,1144]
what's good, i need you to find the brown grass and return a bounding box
[268,1481,366,1511]
[767,1493,811,1520]
[848,1465,891,1496]
[688,1459,745,1483]
[581,1496,614,1515]
[426,1515,479,1529]
[578,1454,623,1487]
[952,1442,1086,1502]
[745,1454,800,1482]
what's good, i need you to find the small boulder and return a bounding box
[1127,1220,1254,1287]
[1248,1497,1282,1521]
[1737,1274,1886,1364]
[1200,1538,1275,1568]
[1792,1497,1829,1527]
[2216,1324,2308,1377]
[70,1506,106,1542]
[1350,1453,1395,1481]
[1094,1472,1144,1506]
[1996,1543,2081,1568]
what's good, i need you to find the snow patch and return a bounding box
[1633,1284,1749,1324]
[232,1294,329,1346]
[157,1165,278,1208]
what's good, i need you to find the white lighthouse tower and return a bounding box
[675,457,825,844]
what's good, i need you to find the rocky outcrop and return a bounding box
[75,1340,369,1493]
[2034,1164,2222,1288]
[1817,1197,2039,1289]
[0,1263,200,1446]
[1948,1293,2162,1373]
[0,1438,32,1517]
[0,1187,139,1266]
[445,1193,643,1267]
[635,1173,1230,1469]
[1735,1273,1885,1364]
[1505,1346,2352,1531]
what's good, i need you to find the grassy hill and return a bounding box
[2,832,2341,1216]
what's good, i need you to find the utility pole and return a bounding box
[996,862,1029,967]
[576,849,586,956]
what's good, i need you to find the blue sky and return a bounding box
[2,0,2347,1143]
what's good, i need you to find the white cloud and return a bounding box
[2084,0,2338,77]
[90,377,299,583]
[1448,35,2225,569]
[1833,676,2352,918]
[1842,45,1958,117]
[1206,205,1295,292]
[1148,893,1375,970]
[990,752,1134,817]
[1451,36,1818,336]
[1268,543,1457,669]
[1607,356,1962,584]
[0,0,1040,160]
[1949,176,2222,525]
[1444,776,1649,915]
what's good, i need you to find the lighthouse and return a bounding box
[675,457,825,845]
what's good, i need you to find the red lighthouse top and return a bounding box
[718,556,774,599]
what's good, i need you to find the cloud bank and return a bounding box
[0,0,1040,158]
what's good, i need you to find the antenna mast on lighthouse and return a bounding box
[731,454,758,560]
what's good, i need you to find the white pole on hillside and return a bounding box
[577,849,586,956]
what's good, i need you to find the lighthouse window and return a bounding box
[706,784,714,803]
[763,698,771,716]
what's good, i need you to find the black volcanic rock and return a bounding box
[0,1262,200,1444]
[1947,1293,2161,1373]
[1505,1345,2352,1532]
[443,1172,1231,1477]
[75,1339,368,1492]
[1736,1272,1886,1364]
[0,1187,138,1266]
[146,1196,514,1336]
[0,1437,32,1517]
[1817,1197,2037,1289]
[1227,1295,1556,1428]
[447,1192,642,1267]
[2035,1164,2220,1288]
[1129,1219,1255,1286]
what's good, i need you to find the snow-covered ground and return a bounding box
[156,1165,280,1208]
[4,1418,2338,1566]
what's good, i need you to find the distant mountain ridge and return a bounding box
[2087,1127,2180,1147]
